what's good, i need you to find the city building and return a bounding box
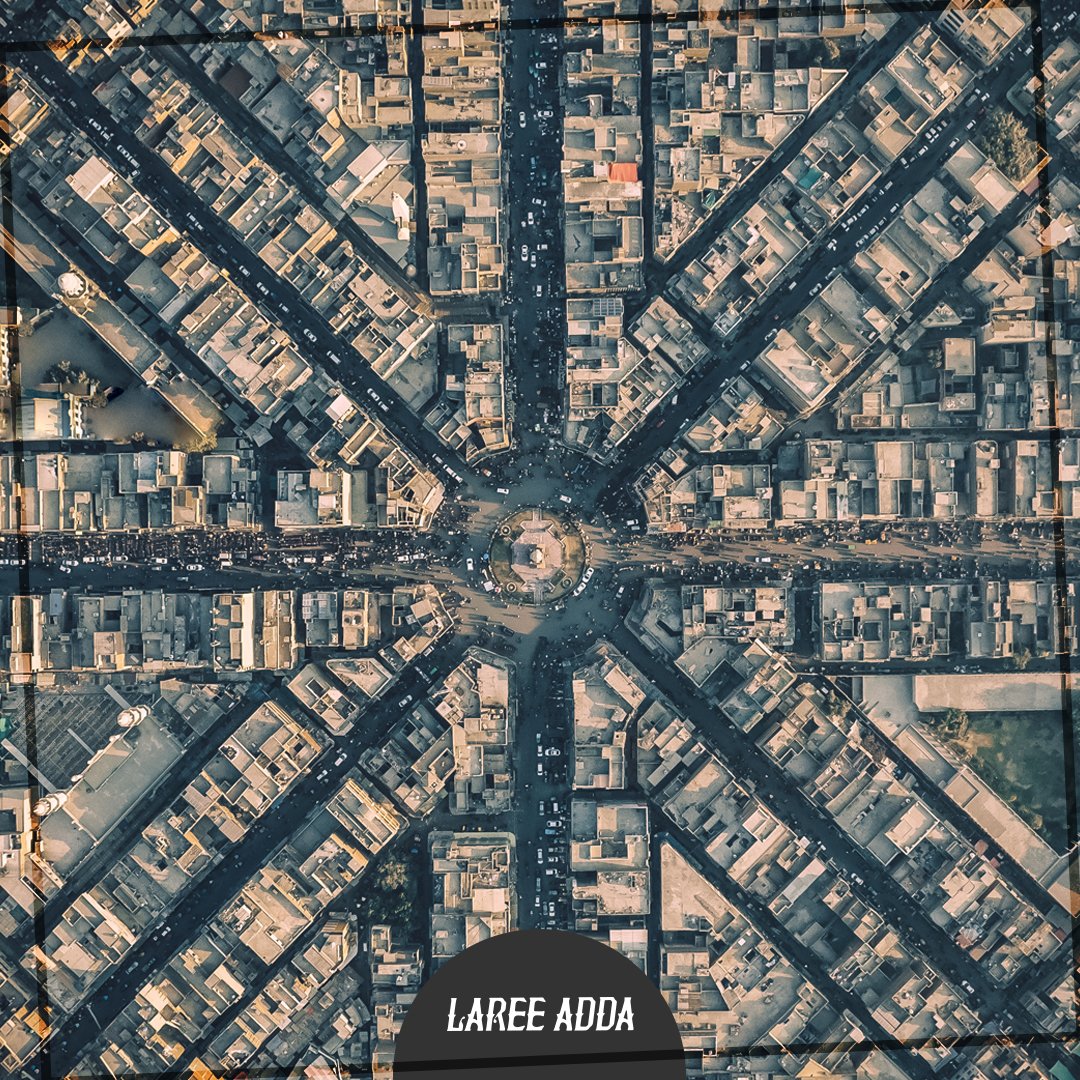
[429,831,514,969]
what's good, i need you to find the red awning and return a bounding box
[608,162,639,182]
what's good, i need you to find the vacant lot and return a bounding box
[928,709,1069,851]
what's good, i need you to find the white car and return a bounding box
[466,557,475,572]
[518,111,526,128]
[520,245,528,262]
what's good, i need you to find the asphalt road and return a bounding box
[17,51,476,490]
[503,0,568,437]
[42,645,451,1076]
[610,627,1062,1037]
[596,42,1048,511]
[6,8,1080,1078]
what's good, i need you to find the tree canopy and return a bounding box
[975,108,1039,182]
[358,854,421,934]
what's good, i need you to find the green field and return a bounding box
[923,709,1069,851]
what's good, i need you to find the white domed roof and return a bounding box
[58,271,86,298]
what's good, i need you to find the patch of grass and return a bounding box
[561,532,586,581]
[923,709,1068,850]
[489,535,512,569]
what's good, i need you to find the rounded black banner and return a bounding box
[394,929,686,1079]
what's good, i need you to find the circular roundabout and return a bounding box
[487,506,587,605]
